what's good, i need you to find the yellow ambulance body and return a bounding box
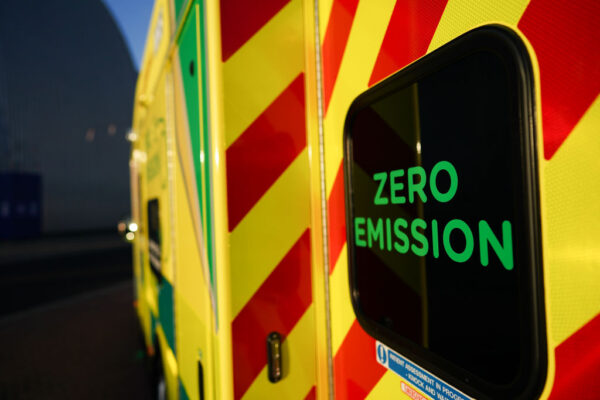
[129,0,600,399]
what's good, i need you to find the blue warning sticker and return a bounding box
[375,341,473,400]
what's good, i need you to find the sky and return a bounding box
[102,0,155,71]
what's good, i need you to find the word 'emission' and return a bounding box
[354,161,514,270]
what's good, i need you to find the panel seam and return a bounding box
[313,1,335,398]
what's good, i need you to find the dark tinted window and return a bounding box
[344,27,545,398]
[147,198,161,274]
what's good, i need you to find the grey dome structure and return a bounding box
[0,0,137,234]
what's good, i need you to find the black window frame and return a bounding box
[342,25,547,399]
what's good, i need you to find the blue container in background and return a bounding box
[0,172,42,239]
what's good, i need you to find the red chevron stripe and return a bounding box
[550,313,600,399]
[369,0,448,86]
[231,229,312,400]
[304,385,316,400]
[219,0,289,62]
[334,319,387,400]
[328,163,346,274]
[518,0,600,159]
[226,74,306,232]
[321,0,360,114]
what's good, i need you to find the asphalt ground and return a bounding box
[0,232,153,398]
[0,281,153,399]
[0,232,132,315]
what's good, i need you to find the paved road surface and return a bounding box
[0,232,132,315]
[0,281,153,399]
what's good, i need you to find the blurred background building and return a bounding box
[0,0,137,237]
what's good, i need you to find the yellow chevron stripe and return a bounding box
[428,0,530,53]
[323,0,395,195]
[544,95,600,346]
[229,149,310,319]
[330,244,356,353]
[319,0,334,43]
[366,371,414,400]
[242,306,316,400]
[223,0,304,148]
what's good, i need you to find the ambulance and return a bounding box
[128,0,600,399]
